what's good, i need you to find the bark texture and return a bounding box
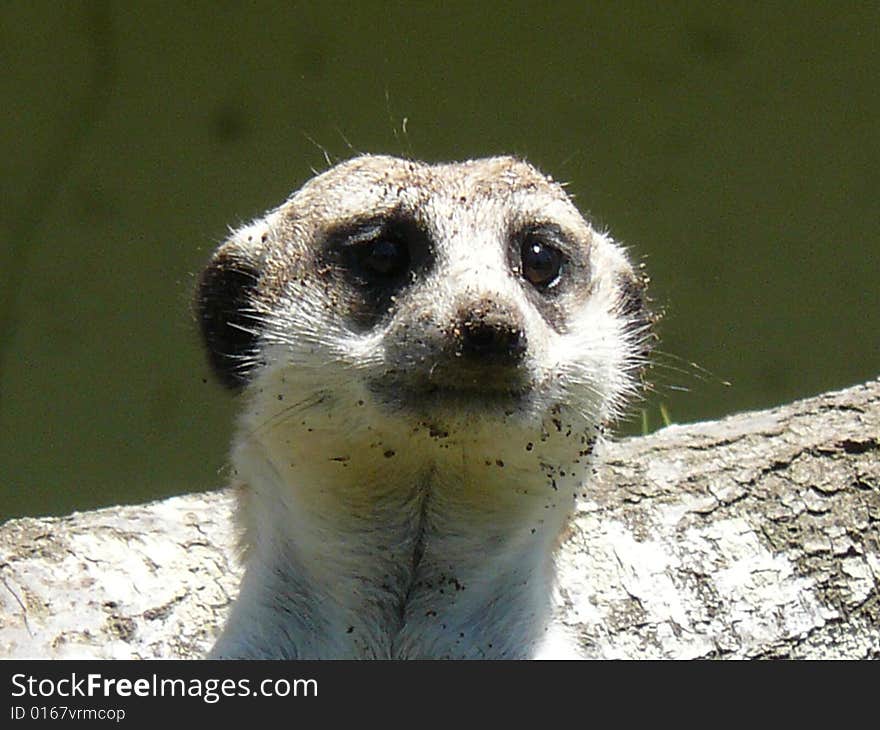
[2,378,878,659]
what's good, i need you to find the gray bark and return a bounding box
[2,378,878,659]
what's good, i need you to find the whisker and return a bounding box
[241,390,330,442]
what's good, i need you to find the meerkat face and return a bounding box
[197,155,651,444]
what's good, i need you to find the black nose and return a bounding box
[456,303,527,364]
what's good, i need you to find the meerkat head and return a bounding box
[197,155,651,451]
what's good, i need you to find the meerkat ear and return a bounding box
[616,267,657,363]
[195,232,265,390]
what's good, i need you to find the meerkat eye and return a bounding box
[328,215,433,321]
[357,237,410,278]
[521,238,563,289]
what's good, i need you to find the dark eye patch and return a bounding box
[510,223,582,290]
[341,222,414,283]
[508,222,589,333]
[356,237,410,277]
[321,213,434,329]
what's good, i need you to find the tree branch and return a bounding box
[1,378,877,658]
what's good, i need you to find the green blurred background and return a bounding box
[1,1,878,521]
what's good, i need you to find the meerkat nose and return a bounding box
[454,300,527,365]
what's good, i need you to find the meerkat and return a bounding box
[196,154,652,659]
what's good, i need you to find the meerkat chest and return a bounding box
[244,446,569,658]
[237,395,586,658]
[310,520,560,660]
